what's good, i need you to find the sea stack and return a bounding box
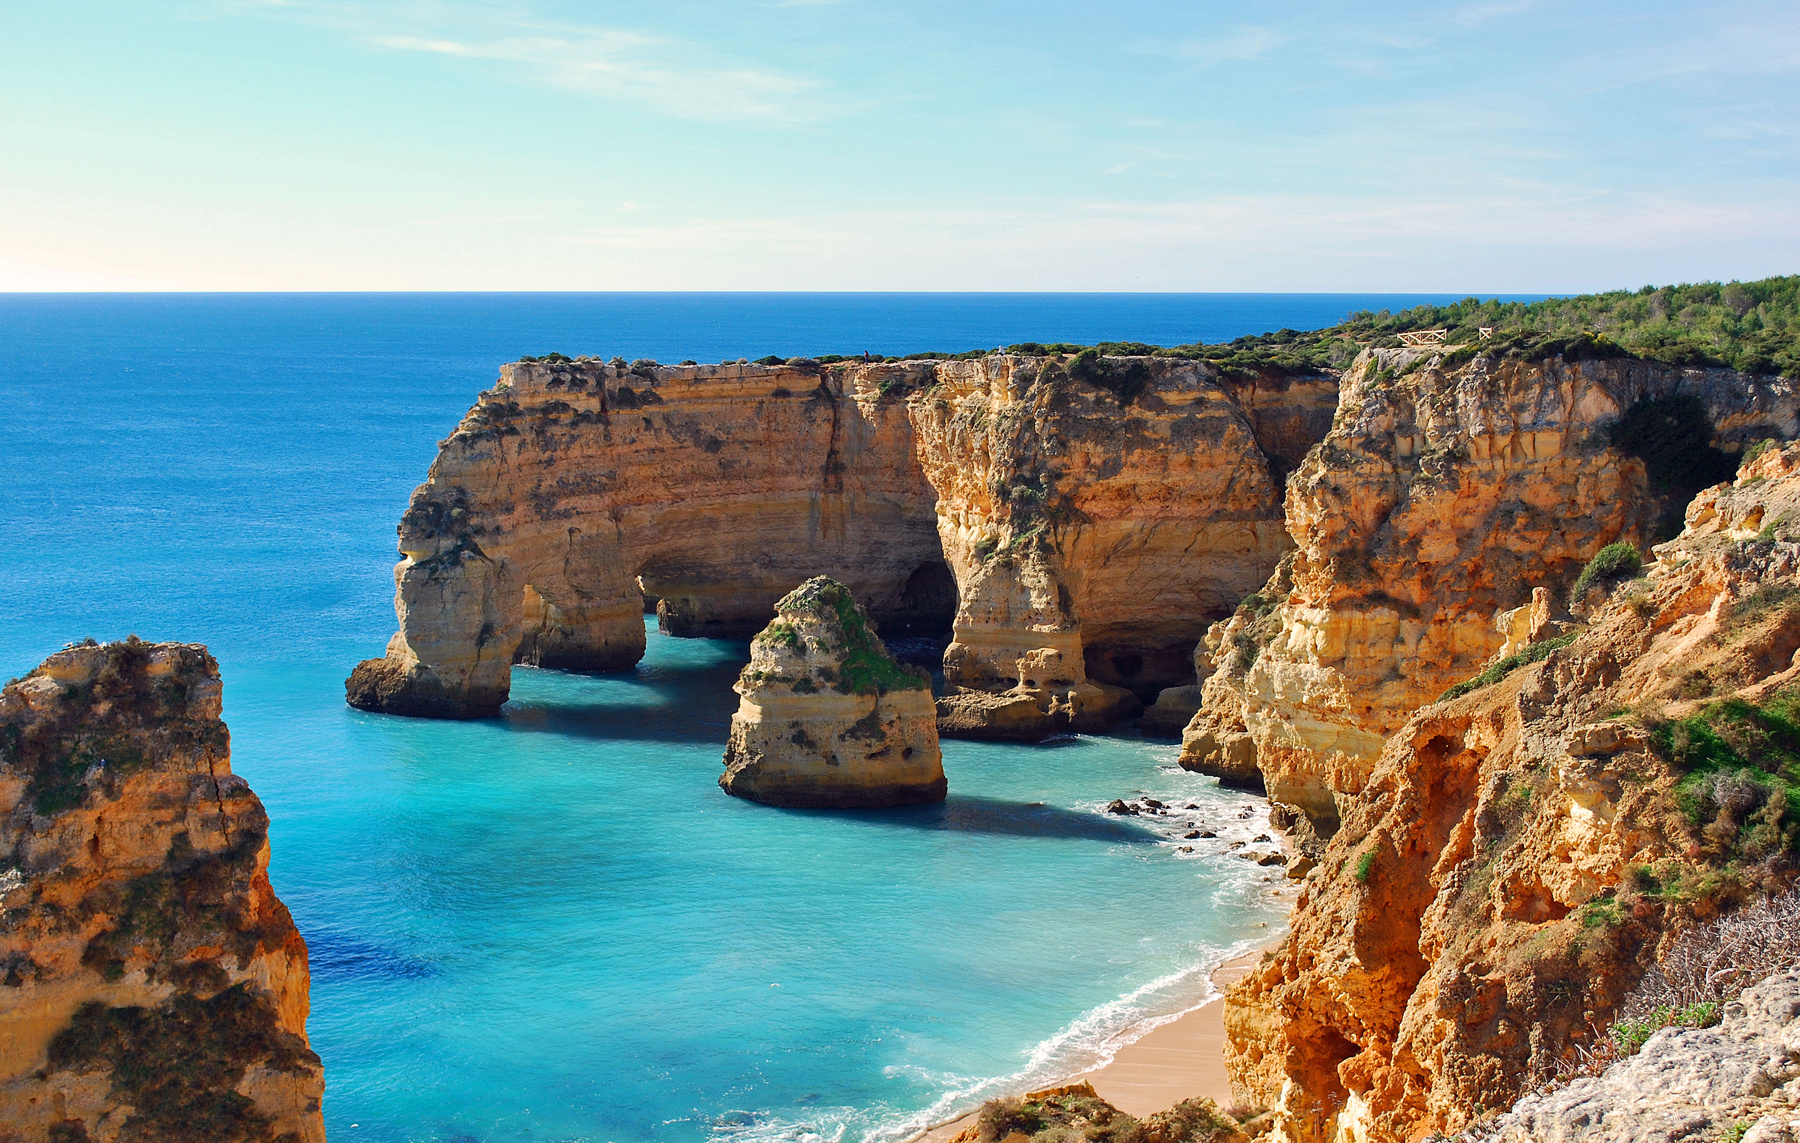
[721,577,946,808]
[0,639,325,1143]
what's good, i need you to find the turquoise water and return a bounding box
[0,294,1470,1143]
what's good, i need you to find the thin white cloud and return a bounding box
[1456,0,1538,28]
[226,1,825,123]
[1171,26,1282,67]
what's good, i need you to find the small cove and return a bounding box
[1,293,1456,1142]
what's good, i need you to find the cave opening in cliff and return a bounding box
[1609,394,1740,540]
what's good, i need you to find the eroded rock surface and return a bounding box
[1185,350,1797,825]
[0,640,323,1143]
[1222,441,1800,1143]
[721,578,944,808]
[347,354,1336,736]
[1492,970,1800,1143]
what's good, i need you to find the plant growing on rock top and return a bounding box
[1648,687,1800,859]
[766,577,929,696]
[973,1086,1248,1143]
[1568,543,1643,608]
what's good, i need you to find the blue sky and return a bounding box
[2,1,1796,291]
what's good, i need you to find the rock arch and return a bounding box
[346,355,1337,731]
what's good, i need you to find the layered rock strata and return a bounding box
[1223,442,1800,1142]
[914,355,1317,739]
[720,578,944,808]
[1183,350,1797,825]
[346,357,945,718]
[0,639,323,1143]
[347,354,1336,736]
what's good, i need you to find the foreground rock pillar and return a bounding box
[0,639,325,1142]
[721,577,946,808]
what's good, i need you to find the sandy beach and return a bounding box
[910,944,1276,1143]
[1074,949,1264,1114]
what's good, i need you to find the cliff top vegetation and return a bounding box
[509,275,1794,381]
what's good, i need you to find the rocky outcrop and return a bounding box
[720,578,944,808]
[948,1081,1258,1143]
[1184,350,1797,826]
[1491,970,1800,1143]
[0,639,323,1143]
[1221,441,1800,1143]
[347,354,1337,736]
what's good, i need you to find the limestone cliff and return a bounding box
[1183,349,1797,825]
[721,578,943,808]
[0,640,323,1143]
[347,354,1334,736]
[346,357,946,718]
[1223,441,1800,1143]
[913,354,1311,739]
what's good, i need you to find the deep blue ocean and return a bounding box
[3,293,1475,1143]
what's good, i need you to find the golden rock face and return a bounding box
[346,355,1336,737]
[0,640,324,1143]
[1183,350,1800,827]
[1220,440,1800,1143]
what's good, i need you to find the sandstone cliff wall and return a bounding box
[1184,350,1798,824]
[0,640,323,1143]
[1224,441,1800,1143]
[913,356,1314,738]
[348,354,1336,731]
[347,358,945,717]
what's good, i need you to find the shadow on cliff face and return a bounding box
[810,796,1158,843]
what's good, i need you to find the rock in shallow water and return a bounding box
[721,577,945,809]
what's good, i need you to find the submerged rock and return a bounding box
[721,577,945,808]
[0,639,324,1142]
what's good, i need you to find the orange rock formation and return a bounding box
[1183,350,1798,825]
[1224,439,1800,1142]
[346,354,1336,738]
[0,640,323,1143]
[721,577,944,808]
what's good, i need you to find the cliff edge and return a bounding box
[0,639,324,1143]
[345,353,1335,735]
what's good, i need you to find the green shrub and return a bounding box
[977,1098,1043,1142]
[1354,850,1375,882]
[1570,542,1643,607]
[1741,438,1779,469]
[1439,632,1579,702]
[1654,688,1800,856]
[1609,1001,1720,1055]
